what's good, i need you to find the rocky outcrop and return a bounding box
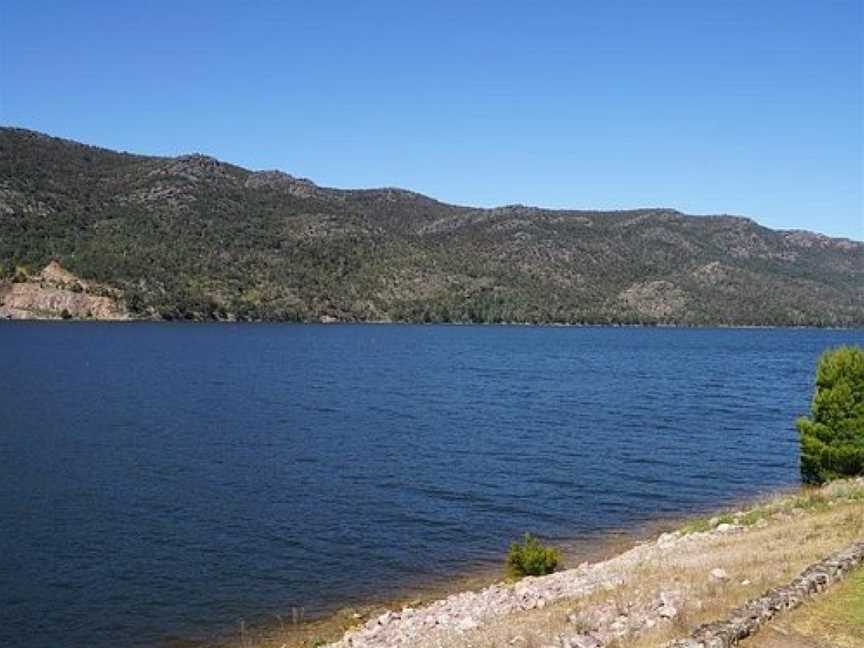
[667,541,864,648]
[244,170,319,198]
[0,262,128,320]
[783,229,860,251]
[40,260,84,287]
[152,154,239,184]
[618,280,688,319]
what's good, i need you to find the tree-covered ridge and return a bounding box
[1,126,862,325]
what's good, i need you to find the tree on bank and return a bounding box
[798,346,864,484]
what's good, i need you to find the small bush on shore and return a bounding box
[506,533,560,578]
[798,346,864,484]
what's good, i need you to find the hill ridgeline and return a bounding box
[0,127,861,325]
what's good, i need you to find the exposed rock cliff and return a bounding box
[0,261,128,320]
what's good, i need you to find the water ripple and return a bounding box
[1,323,862,648]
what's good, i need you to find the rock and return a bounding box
[565,634,602,648]
[659,590,681,607]
[609,615,629,634]
[0,262,128,321]
[618,280,687,319]
[40,260,84,287]
[715,523,740,534]
[456,616,478,632]
[658,604,678,619]
[657,532,679,546]
[244,170,319,197]
[710,568,730,582]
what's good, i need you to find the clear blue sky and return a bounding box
[2,1,862,239]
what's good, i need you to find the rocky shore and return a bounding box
[325,525,745,648]
[306,479,864,648]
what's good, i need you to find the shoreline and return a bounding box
[217,527,650,648]
[304,479,863,648]
[2,318,863,331]
[221,483,809,648]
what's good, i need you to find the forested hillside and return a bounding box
[1,127,861,325]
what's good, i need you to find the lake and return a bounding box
[2,323,862,648]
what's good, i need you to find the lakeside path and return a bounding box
[253,478,864,648]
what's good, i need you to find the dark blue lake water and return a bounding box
[2,324,862,648]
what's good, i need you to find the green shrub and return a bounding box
[506,533,561,578]
[798,346,864,484]
[740,509,768,526]
[681,517,713,534]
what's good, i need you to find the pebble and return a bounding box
[658,604,678,619]
[710,568,730,582]
[715,523,741,534]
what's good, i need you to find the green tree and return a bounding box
[798,346,864,484]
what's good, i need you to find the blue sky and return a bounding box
[2,1,862,239]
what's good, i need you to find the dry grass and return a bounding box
[742,565,864,648]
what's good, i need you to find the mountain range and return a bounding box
[0,127,861,326]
